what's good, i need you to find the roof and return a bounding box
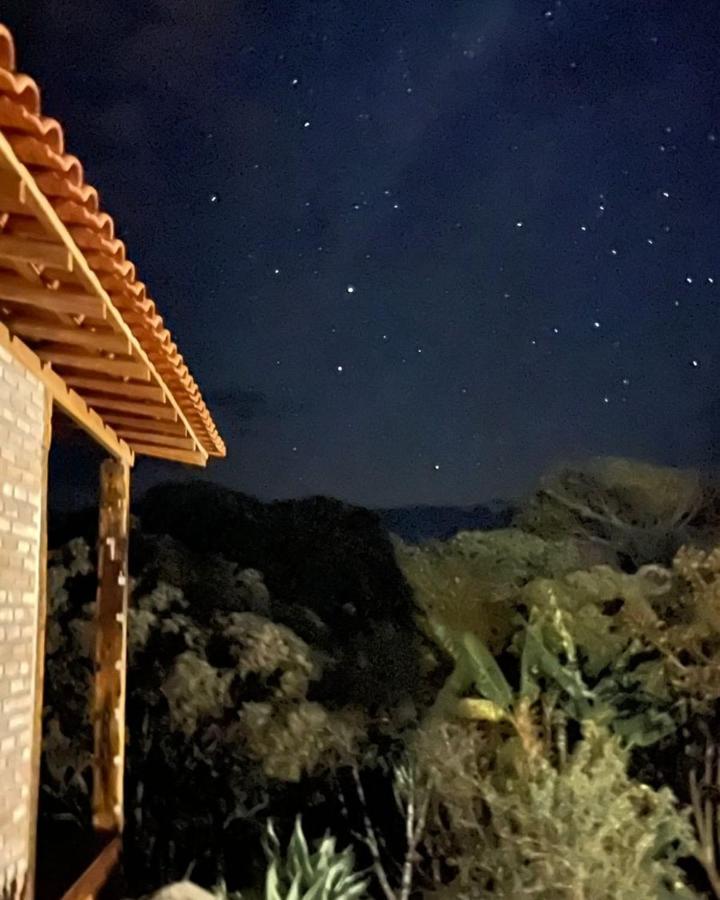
[0,23,225,462]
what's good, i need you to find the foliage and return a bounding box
[689,740,720,898]
[215,612,319,700]
[628,546,720,705]
[43,464,720,899]
[515,456,709,568]
[415,719,698,899]
[519,563,672,676]
[162,652,235,735]
[240,702,365,782]
[395,528,583,652]
[41,538,96,831]
[137,484,422,709]
[262,817,368,900]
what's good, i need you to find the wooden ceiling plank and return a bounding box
[8,318,131,354]
[81,394,177,421]
[115,429,196,451]
[99,413,187,435]
[36,349,150,381]
[0,234,73,271]
[127,442,208,467]
[62,375,166,403]
[0,168,28,215]
[0,273,105,318]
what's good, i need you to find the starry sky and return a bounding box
[5,0,720,507]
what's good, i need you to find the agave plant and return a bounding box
[263,816,368,900]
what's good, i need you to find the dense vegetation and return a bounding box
[41,457,720,898]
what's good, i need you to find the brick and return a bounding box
[2,696,29,714]
[12,804,26,824]
[11,521,35,539]
[0,352,43,870]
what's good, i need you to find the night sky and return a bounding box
[5,1,720,507]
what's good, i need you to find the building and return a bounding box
[0,23,225,900]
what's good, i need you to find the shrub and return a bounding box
[416,720,698,899]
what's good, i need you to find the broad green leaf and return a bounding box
[523,622,592,716]
[460,631,513,710]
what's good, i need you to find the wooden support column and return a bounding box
[92,458,130,834]
[26,392,52,900]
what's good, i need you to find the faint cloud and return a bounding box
[208,386,267,418]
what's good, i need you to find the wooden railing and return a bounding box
[58,837,120,900]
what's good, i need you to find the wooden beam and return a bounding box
[93,460,130,834]
[101,413,187,435]
[59,835,121,900]
[63,374,166,403]
[8,318,131,354]
[25,391,52,900]
[131,441,208,466]
[0,233,73,270]
[80,394,177,420]
[115,429,196,451]
[0,318,133,463]
[0,273,105,318]
[36,348,151,381]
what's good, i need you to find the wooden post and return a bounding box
[92,458,130,834]
[25,392,52,900]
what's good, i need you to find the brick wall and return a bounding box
[0,344,47,897]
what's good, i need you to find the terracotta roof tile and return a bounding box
[0,23,225,457]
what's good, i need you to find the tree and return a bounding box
[516,456,708,569]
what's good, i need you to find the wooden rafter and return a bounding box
[35,348,151,381]
[113,429,196,451]
[0,272,105,318]
[63,375,167,403]
[100,413,187,435]
[0,233,73,270]
[129,441,208,466]
[81,394,178,420]
[8,318,131,354]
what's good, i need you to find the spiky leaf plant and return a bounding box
[263,817,368,900]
